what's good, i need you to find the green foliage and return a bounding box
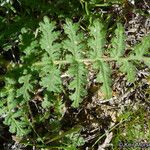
[95,61,112,98]
[37,17,149,104]
[0,0,83,50]
[112,108,150,149]
[0,15,150,149]
[110,23,136,82]
[19,28,38,57]
[39,58,62,93]
[39,17,62,93]
[0,78,31,137]
[88,20,106,57]
[17,74,33,101]
[39,17,61,60]
[120,60,136,82]
[68,61,87,107]
[88,20,112,98]
[63,132,85,150]
[134,35,150,59]
[63,19,87,107]
[110,23,125,58]
[63,19,85,59]
[4,109,31,137]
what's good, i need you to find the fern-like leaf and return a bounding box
[39,17,62,93]
[120,60,136,82]
[0,78,31,137]
[63,19,84,59]
[63,19,87,107]
[88,19,106,58]
[110,23,125,58]
[68,61,87,107]
[4,110,31,137]
[19,27,38,56]
[134,35,150,58]
[88,20,112,98]
[39,16,61,60]
[95,61,112,98]
[39,54,62,93]
[0,78,16,115]
[17,74,33,101]
[120,35,150,81]
[110,23,136,82]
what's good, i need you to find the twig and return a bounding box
[97,131,113,150]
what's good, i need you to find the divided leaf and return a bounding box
[95,61,112,98]
[63,19,87,107]
[63,19,84,59]
[39,17,62,93]
[6,88,18,111]
[1,16,150,142]
[4,110,31,137]
[68,62,87,107]
[39,16,61,60]
[120,60,136,82]
[19,28,38,56]
[39,55,62,93]
[110,23,125,58]
[0,78,17,115]
[134,35,150,57]
[40,66,62,93]
[88,19,106,58]
[0,89,17,115]
[0,78,31,137]
[17,74,33,101]
[110,23,137,83]
[88,20,112,98]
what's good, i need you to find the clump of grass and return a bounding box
[112,106,150,149]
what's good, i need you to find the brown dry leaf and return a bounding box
[97,89,105,99]
[12,136,22,143]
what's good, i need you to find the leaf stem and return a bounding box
[33,57,150,65]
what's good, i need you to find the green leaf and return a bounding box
[19,27,38,56]
[134,35,150,58]
[39,17,62,93]
[120,60,136,82]
[7,89,18,110]
[88,20,111,98]
[40,69,62,93]
[68,61,87,107]
[0,78,17,115]
[40,55,62,93]
[17,74,33,101]
[54,98,65,117]
[95,61,112,98]
[4,110,31,137]
[110,23,125,58]
[1,79,31,137]
[42,93,53,109]
[63,19,87,107]
[88,19,106,58]
[63,19,84,59]
[39,16,61,60]
[0,100,6,115]
[65,132,85,148]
